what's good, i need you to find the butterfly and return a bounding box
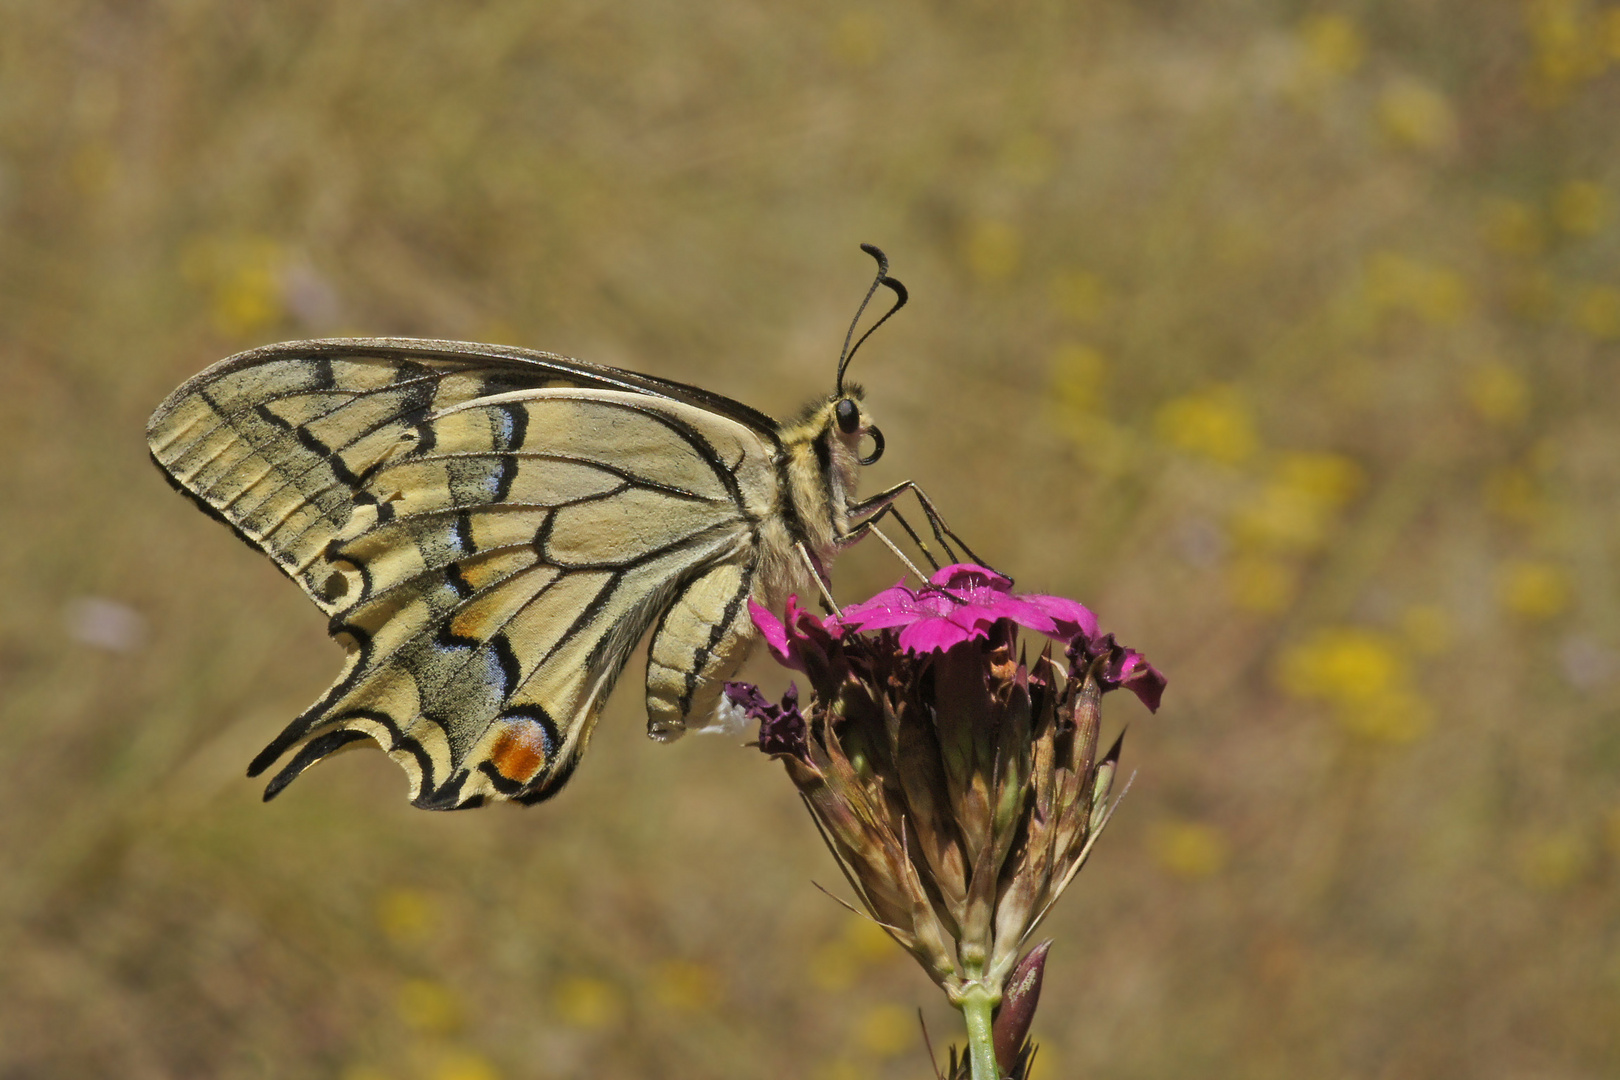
[148,245,981,810]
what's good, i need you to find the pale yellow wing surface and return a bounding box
[147,339,785,808]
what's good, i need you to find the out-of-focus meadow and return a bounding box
[3,1,1619,1076]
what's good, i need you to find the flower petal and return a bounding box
[748,598,796,668]
[1021,593,1099,642]
[1117,651,1167,712]
[899,616,977,653]
[835,581,923,630]
[923,565,1087,639]
[929,563,1015,592]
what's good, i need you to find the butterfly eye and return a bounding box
[835,398,861,434]
[858,425,885,466]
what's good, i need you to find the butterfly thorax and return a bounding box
[767,394,872,604]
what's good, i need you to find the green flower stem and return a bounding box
[958,984,1000,1080]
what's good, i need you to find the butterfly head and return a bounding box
[790,390,883,469]
[835,393,884,465]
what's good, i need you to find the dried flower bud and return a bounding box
[723,681,807,758]
[993,941,1050,1075]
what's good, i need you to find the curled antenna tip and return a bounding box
[836,244,908,395]
[859,242,890,275]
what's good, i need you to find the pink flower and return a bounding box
[734,562,1164,1051]
[744,564,1164,714]
[834,564,1100,654]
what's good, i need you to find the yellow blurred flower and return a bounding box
[1497,560,1571,620]
[1048,268,1112,324]
[1299,13,1364,77]
[1400,604,1454,656]
[651,959,719,1013]
[856,1003,916,1058]
[1552,180,1610,235]
[1526,0,1608,97]
[812,1060,863,1080]
[830,11,884,66]
[1479,198,1545,257]
[1607,7,1620,60]
[1049,342,1108,414]
[1277,627,1435,742]
[1337,689,1433,743]
[427,1049,502,1080]
[396,979,462,1036]
[1364,251,1469,324]
[842,916,897,962]
[1464,364,1529,426]
[376,887,439,947]
[1152,820,1230,879]
[1573,284,1620,339]
[1232,485,1333,553]
[1275,452,1366,506]
[1605,806,1620,856]
[1232,452,1365,555]
[180,232,288,337]
[1287,13,1365,105]
[1377,79,1456,151]
[1226,556,1298,614]
[1515,831,1590,892]
[1276,627,1400,703]
[552,975,623,1030]
[963,220,1021,282]
[1154,386,1259,465]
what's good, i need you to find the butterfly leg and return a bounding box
[796,541,843,616]
[846,481,994,573]
[839,512,933,583]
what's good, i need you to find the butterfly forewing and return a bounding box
[148,339,796,808]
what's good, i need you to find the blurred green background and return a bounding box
[3,1,1618,1077]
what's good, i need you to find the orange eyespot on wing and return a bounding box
[487,714,553,786]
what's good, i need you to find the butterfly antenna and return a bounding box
[836,243,909,395]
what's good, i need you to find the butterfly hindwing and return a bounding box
[148,339,788,808]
